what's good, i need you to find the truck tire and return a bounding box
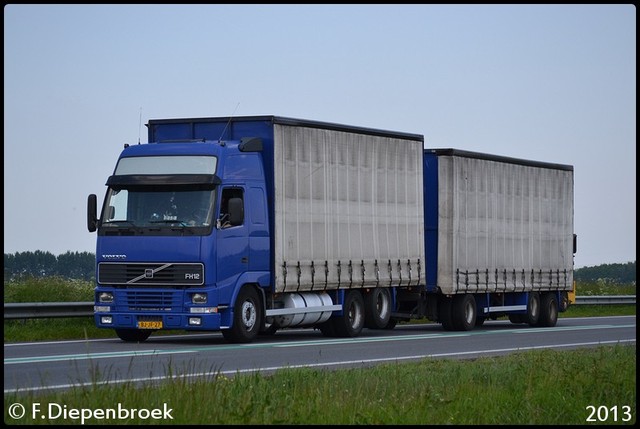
[333,290,365,337]
[222,286,262,343]
[438,296,454,331]
[115,329,152,342]
[451,294,477,331]
[364,287,392,329]
[536,293,559,327]
[525,292,541,326]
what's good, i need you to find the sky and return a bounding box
[3,4,636,269]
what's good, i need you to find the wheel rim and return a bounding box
[348,301,363,329]
[464,300,475,325]
[549,300,558,321]
[376,291,390,319]
[241,300,257,329]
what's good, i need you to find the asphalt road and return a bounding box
[4,315,636,394]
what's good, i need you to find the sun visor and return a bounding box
[106,174,221,187]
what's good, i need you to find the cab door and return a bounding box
[216,187,249,285]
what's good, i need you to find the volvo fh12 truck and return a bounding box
[88,115,575,343]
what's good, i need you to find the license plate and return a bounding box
[138,321,162,329]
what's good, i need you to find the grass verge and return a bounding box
[4,344,635,424]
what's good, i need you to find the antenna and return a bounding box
[138,107,143,145]
[218,102,240,142]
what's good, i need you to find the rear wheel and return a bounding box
[222,286,262,343]
[438,296,454,331]
[333,290,365,337]
[451,294,477,331]
[525,292,541,326]
[115,329,152,342]
[536,293,559,327]
[364,287,392,329]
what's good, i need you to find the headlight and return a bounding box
[99,292,114,303]
[192,293,207,304]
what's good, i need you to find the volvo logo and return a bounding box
[102,254,127,259]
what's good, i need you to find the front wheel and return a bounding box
[115,329,152,342]
[222,286,263,343]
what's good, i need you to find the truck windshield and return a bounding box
[101,186,215,230]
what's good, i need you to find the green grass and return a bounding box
[3,277,94,302]
[4,345,635,425]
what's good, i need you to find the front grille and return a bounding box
[120,290,180,311]
[98,262,204,286]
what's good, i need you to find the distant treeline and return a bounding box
[574,261,636,284]
[3,251,636,284]
[4,251,95,281]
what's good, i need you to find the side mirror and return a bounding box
[228,197,244,226]
[87,194,98,232]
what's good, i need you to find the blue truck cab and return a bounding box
[88,117,283,342]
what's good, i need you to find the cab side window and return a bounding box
[219,188,244,228]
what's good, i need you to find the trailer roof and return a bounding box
[426,148,573,171]
[147,115,424,143]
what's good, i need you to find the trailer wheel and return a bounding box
[525,292,541,326]
[452,294,477,331]
[536,293,559,327]
[333,290,365,337]
[115,329,152,342]
[364,287,392,329]
[438,296,454,331]
[222,286,262,343]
